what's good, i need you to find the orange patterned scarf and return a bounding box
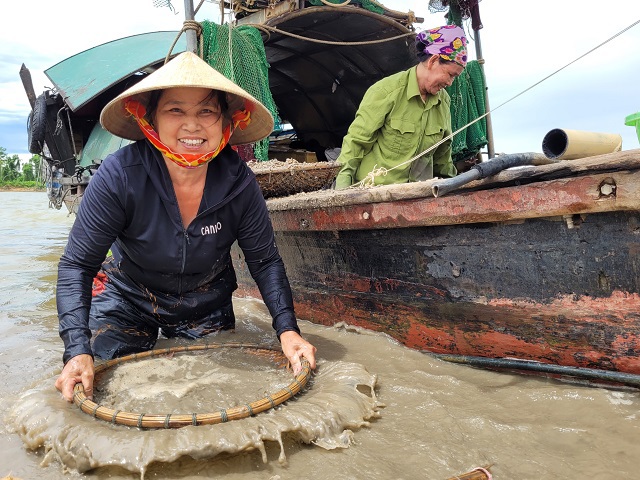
[124,99,252,169]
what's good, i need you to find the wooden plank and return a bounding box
[267,169,640,231]
[266,149,640,212]
[445,467,492,480]
[19,63,36,109]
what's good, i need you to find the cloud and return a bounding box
[0,0,183,155]
[1,0,639,157]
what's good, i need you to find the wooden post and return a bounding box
[19,64,36,109]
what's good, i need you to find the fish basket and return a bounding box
[249,160,341,199]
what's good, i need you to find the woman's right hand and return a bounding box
[55,354,95,402]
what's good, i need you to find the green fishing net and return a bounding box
[446,60,488,163]
[200,21,280,161]
[427,1,488,162]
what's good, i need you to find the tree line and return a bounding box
[0,146,45,189]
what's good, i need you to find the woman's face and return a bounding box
[154,87,224,155]
[417,55,464,97]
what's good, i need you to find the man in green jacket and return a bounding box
[335,25,467,189]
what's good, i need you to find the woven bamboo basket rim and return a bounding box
[72,342,312,429]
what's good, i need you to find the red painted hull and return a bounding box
[235,278,640,375]
[233,153,640,376]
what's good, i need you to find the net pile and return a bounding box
[201,21,280,161]
[445,60,488,164]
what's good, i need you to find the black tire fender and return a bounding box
[28,93,47,154]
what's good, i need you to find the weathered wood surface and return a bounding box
[19,63,37,109]
[445,467,492,480]
[266,169,640,231]
[265,149,640,212]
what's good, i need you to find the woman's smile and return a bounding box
[154,87,224,155]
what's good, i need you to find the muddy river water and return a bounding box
[1,192,638,479]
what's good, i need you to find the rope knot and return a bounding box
[182,19,202,37]
[165,20,204,62]
[360,165,388,188]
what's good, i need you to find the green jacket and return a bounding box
[335,66,456,189]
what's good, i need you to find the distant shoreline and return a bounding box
[0,187,45,192]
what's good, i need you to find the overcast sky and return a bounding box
[1,0,639,158]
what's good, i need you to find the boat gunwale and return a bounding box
[263,149,640,220]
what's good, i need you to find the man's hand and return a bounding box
[55,354,95,402]
[280,330,317,376]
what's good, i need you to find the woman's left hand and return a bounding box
[279,330,317,376]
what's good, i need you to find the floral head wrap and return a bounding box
[416,25,468,67]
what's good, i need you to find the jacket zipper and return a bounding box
[180,228,190,292]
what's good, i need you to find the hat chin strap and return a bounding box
[124,99,252,169]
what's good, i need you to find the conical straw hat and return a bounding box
[100,51,274,145]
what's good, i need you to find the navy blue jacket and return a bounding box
[57,140,299,363]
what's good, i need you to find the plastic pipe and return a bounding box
[542,128,622,160]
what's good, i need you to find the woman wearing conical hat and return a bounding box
[55,52,317,402]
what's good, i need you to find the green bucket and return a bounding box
[625,112,640,144]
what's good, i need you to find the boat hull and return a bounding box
[232,161,640,375]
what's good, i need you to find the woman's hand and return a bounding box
[55,354,95,402]
[279,330,317,376]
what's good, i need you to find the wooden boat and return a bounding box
[20,1,640,385]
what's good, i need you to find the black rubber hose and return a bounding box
[430,353,640,388]
[432,152,553,197]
